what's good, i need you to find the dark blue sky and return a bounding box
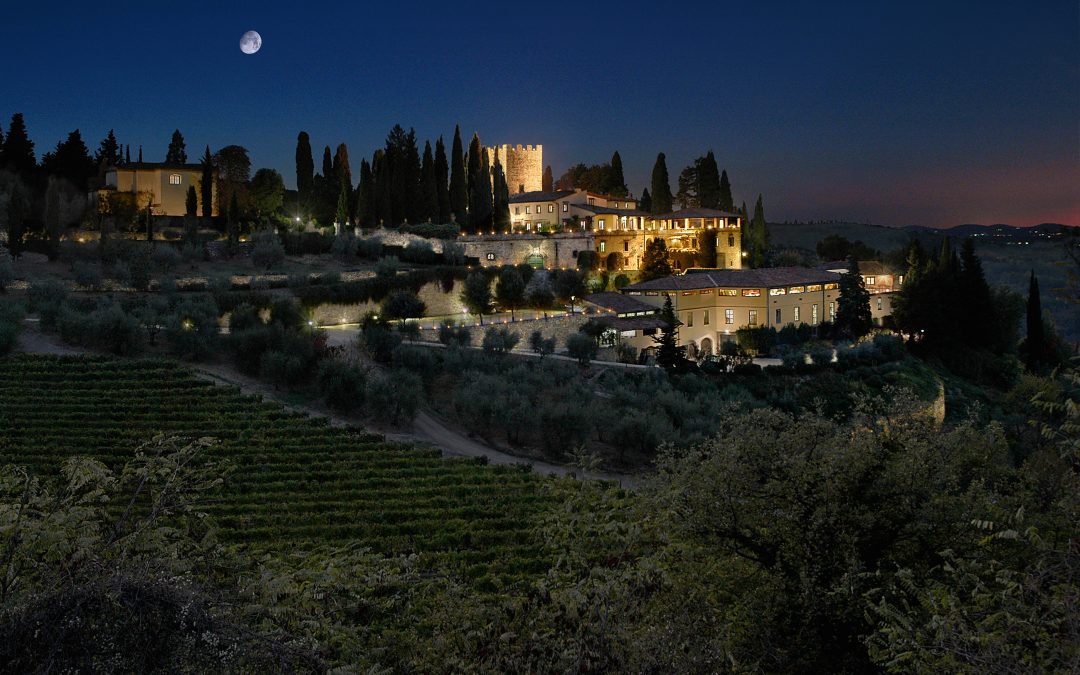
[3,0,1077,226]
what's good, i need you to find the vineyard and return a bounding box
[0,355,555,586]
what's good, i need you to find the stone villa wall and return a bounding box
[416,313,589,348]
[461,232,592,268]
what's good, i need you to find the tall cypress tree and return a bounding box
[199,146,214,219]
[434,136,450,224]
[959,238,994,344]
[697,151,721,209]
[125,145,131,165]
[419,141,438,223]
[2,113,36,176]
[357,158,374,227]
[1025,271,1046,371]
[321,146,333,183]
[402,129,422,224]
[466,133,492,232]
[449,125,467,227]
[639,188,652,213]
[718,169,733,212]
[372,149,392,227]
[609,151,627,197]
[650,152,673,214]
[493,156,510,230]
[295,131,314,212]
[333,143,352,223]
[165,129,187,164]
[749,194,768,268]
[542,165,554,192]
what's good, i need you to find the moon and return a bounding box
[240,30,262,55]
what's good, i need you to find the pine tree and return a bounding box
[609,151,628,197]
[835,260,872,339]
[95,129,121,167]
[434,136,450,223]
[542,165,554,192]
[5,183,27,257]
[959,238,994,344]
[653,296,687,372]
[650,153,673,214]
[2,113,36,176]
[493,156,510,230]
[467,133,492,233]
[199,146,214,219]
[166,129,186,164]
[719,169,733,212]
[697,151,721,209]
[639,188,652,213]
[227,191,240,254]
[45,129,95,190]
[1025,271,1046,371]
[402,129,422,223]
[418,141,437,223]
[295,131,314,213]
[676,162,699,209]
[449,125,467,227]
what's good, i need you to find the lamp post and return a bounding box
[570,295,576,315]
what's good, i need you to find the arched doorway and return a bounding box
[524,252,547,269]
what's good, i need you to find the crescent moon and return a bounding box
[240,30,262,55]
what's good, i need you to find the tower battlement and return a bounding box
[486,143,543,194]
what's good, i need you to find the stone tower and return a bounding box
[486,144,543,194]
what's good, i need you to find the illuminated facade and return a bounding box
[95,163,216,217]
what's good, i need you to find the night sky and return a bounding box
[3,0,1077,227]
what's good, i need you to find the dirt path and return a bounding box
[13,320,640,487]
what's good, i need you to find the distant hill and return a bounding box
[770,221,1076,254]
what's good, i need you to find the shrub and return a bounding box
[89,302,142,355]
[482,326,520,354]
[331,234,359,261]
[251,230,286,270]
[438,321,471,347]
[28,280,68,330]
[615,342,638,364]
[72,261,103,290]
[613,274,631,290]
[374,256,400,279]
[359,322,402,364]
[526,285,555,309]
[259,349,306,388]
[441,242,466,266]
[151,245,182,273]
[401,240,438,265]
[165,296,221,360]
[355,237,383,259]
[391,344,438,382]
[732,363,762,376]
[810,345,835,366]
[181,241,203,263]
[872,333,905,361]
[0,246,15,292]
[736,326,777,356]
[398,223,459,240]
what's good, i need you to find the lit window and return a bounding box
[794,306,800,322]
[703,310,710,325]
[825,283,839,290]
[486,252,496,261]
[742,289,761,297]
[598,219,605,230]
[789,286,804,294]
[548,204,554,213]
[807,284,822,292]
[526,206,531,214]
[812,304,819,325]
[770,288,786,296]
[877,297,883,311]
[718,289,737,296]
[169,174,182,185]
[749,310,758,326]
[599,240,606,253]
[725,309,734,324]
[899,275,904,285]
[865,276,876,286]
[829,302,836,321]
[686,312,693,327]
[728,234,734,247]
[775,308,782,324]
[562,203,568,212]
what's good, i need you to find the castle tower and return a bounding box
[486,144,543,194]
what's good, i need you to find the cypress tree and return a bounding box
[639,188,652,213]
[227,191,240,254]
[719,169,733,212]
[5,183,27,257]
[295,131,314,212]
[165,129,187,164]
[1025,271,1046,370]
[609,151,628,197]
[372,149,392,227]
[0,125,4,166]
[185,185,198,217]
[2,113,36,176]
[138,145,143,163]
[402,129,422,223]
[420,141,438,223]
[357,159,374,227]
[333,143,352,223]
[434,136,451,223]
[449,125,467,226]
[321,146,333,183]
[650,153,673,214]
[697,151,721,209]
[199,146,214,219]
[493,156,510,230]
[749,194,769,268]
[542,165,554,192]
[959,238,994,344]
[467,133,492,233]
[653,296,687,372]
[335,185,349,229]
[641,238,673,280]
[125,145,131,165]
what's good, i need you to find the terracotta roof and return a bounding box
[623,267,842,291]
[583,292,658,315]
[571,204,651,217]
[652,207,742,220]
[508,190,575,203]
[109,162,205,171]
[606,315,668,331]
[817,260,899,276]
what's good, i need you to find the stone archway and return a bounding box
[524,252,547,269]
[686,341,699,360]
